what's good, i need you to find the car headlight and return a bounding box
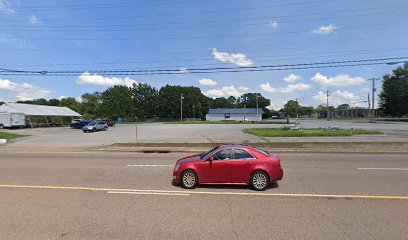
[174,163,181,172]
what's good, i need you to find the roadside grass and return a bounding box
[165,121,288,124]
[0,132,26,139]
[117,122,157,124]
[242,128,383,137]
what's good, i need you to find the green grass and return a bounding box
[165,121,288,124]
[117,122,157,124]
[0,132,25,139]
[242,128,383,137]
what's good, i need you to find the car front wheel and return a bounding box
[180,170,198,189]
[250,171,269,191]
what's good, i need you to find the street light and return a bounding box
[180,93,184,122]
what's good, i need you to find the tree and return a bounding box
[132,83,159,119]
[283,100,300,123]
[99,85,132,119]
[380,63,408,117]
[158,85,209,119]
[59,97,81,113]
[80,92,101,120]
[337,104,350,111]
[210,97,234,109]
[237,93,271,119]
[48,99,60,106]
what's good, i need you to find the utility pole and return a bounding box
[192,104,195,119]
[243,96,247,122]
[369,78,379,123]
[180,93,184,122]
[256,95,259,122]
[368,93,371,119]
[326,90,330,121]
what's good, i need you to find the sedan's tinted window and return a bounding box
[98,121,105,124]
[213,149,231,160]
[232,149,254,159]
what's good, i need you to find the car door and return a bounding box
[228,148,257,183]
[197,148,231,184]
[96,121,104,130]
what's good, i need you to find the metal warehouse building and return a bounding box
[0,103,81,128]
[206,108,264,122]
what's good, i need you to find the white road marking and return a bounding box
[357,168,408,171]
[126,164,173,167]
[107,191,189,196]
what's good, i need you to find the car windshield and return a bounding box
[200,146,221,159]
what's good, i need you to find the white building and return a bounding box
[206,108,264,122]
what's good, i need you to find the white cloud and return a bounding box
[198,78,217,86]
[238,86,249,91]
[203,85,248,98]
[260,82,278,93]
[269,21,279,29]
[283,74,302,83]
[30,15,39,25]
[313,90,360,106]
[178,68,188,74]
[280,83,311,93]
[0,78,51,101]
[202,89,225,97]
[0,0,15,14]
[312,24,337,34]
[360,87,370,94]
[311,73,366,87]
[212,48,254,67]
[260,82,311,93]
[76,72,138,87]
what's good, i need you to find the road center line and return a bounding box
[107,191,189,196]
[1,184,408,200]
[126,164,173,167]
[357,168,408,171]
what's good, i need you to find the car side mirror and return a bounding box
[207,156,214,162]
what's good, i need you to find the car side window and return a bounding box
[232,149,255,159]
[213,149,231,161]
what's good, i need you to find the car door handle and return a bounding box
[246,163,251,166]
[224,164,229,167]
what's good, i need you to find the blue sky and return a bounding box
[0,0,407,109]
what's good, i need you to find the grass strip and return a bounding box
[242,128,383,137]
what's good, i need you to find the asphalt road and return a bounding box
[0,151,407,239]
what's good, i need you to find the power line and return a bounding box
[0,9,398,31]
[1,57,406,76]
[0,23,394,41]
[1,2,403,23]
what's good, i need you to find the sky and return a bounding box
[0,0,407,109]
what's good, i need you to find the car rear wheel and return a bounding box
[250,171,269,191]
[181,170,198,189]
[0,124,4,129]
[104,126,108,131]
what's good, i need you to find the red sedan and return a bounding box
[173,144,283,191]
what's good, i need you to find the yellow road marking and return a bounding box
[1,184,408,200]
[107,191,189,196]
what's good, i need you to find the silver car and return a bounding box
[82,121,108,133]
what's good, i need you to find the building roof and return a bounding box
[0,103,82,117]
[208,108,264,114]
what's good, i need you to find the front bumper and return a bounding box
[172,172,181,184]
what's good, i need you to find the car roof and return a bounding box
[218,144,253,149]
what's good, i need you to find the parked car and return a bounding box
[173,144,283,191]
[82,121,108,133]
[102,119,115,127]
[70,120,90,129]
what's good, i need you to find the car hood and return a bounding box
[177,154,202,164]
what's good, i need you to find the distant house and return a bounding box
[206,108,264,122]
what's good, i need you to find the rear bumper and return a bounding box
[270,168,284,182]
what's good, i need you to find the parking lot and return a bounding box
[3,119,408,148]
